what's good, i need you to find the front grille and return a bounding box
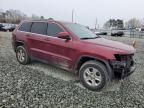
[113,54,135,78]
[114,54,134,70]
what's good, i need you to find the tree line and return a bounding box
[0,9,45,24]
[0,9,144,29]
[104,18,144,29]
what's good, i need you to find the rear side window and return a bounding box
[19,22,32,32]
[47,23,64,37]
[31,22,47,35]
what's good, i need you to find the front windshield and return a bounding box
[64,23,98,39]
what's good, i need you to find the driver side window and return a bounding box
[47,23,64,37]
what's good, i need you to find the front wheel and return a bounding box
[79,60,107,91]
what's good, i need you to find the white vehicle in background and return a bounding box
[136,28,144,31]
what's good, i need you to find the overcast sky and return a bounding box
[0,0,144,28]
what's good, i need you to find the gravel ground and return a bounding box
[0,32,144,108]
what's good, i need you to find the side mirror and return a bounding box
[58,32,71,40]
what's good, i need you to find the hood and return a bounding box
[83,37,135,54]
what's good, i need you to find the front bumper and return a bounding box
[110,60,136,79]
[121,63,136,78]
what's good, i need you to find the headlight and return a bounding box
[112,54,134,69]
[114,54,128,61]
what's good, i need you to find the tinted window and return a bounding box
[19,22,32,32]
[31,22,47,35]
[47,23,64,36]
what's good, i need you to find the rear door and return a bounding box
[27,22,52,60]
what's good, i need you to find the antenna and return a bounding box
[95,18,97,30]
[72,9,74,22]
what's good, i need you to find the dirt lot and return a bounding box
[0,32,144,108]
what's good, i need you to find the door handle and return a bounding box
[25,34,30,37]
[44,38,50,41]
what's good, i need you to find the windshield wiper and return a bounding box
[80,36,100,40]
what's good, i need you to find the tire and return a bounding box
[16,46,31,65]
[79,60,107,91]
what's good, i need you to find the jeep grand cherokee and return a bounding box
[12,20,136,91]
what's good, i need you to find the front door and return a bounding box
[44,22,74,69]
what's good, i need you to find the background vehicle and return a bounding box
[0,23,16,32]
[95,31,107,35]
[8,25,16,32]
[0,26,7,32]
[111,30,124,36]
[0,24,3,28]
[12,20,136,91]
[0,25,16,32]
[0,24,4,31]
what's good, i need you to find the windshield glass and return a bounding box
[64,23,98,39]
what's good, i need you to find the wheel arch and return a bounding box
[14,41,25,52]
[74,55,114,81]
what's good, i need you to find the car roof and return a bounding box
[21,19,73,25]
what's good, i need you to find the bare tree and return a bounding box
[2,9,28,23]
[0,9,5,23]
[125,18,141,29]
[31,14,40,20]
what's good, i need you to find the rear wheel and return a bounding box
[79,60,107,91]
[16,46,30,65]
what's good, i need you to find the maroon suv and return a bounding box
[12,20,136,91]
